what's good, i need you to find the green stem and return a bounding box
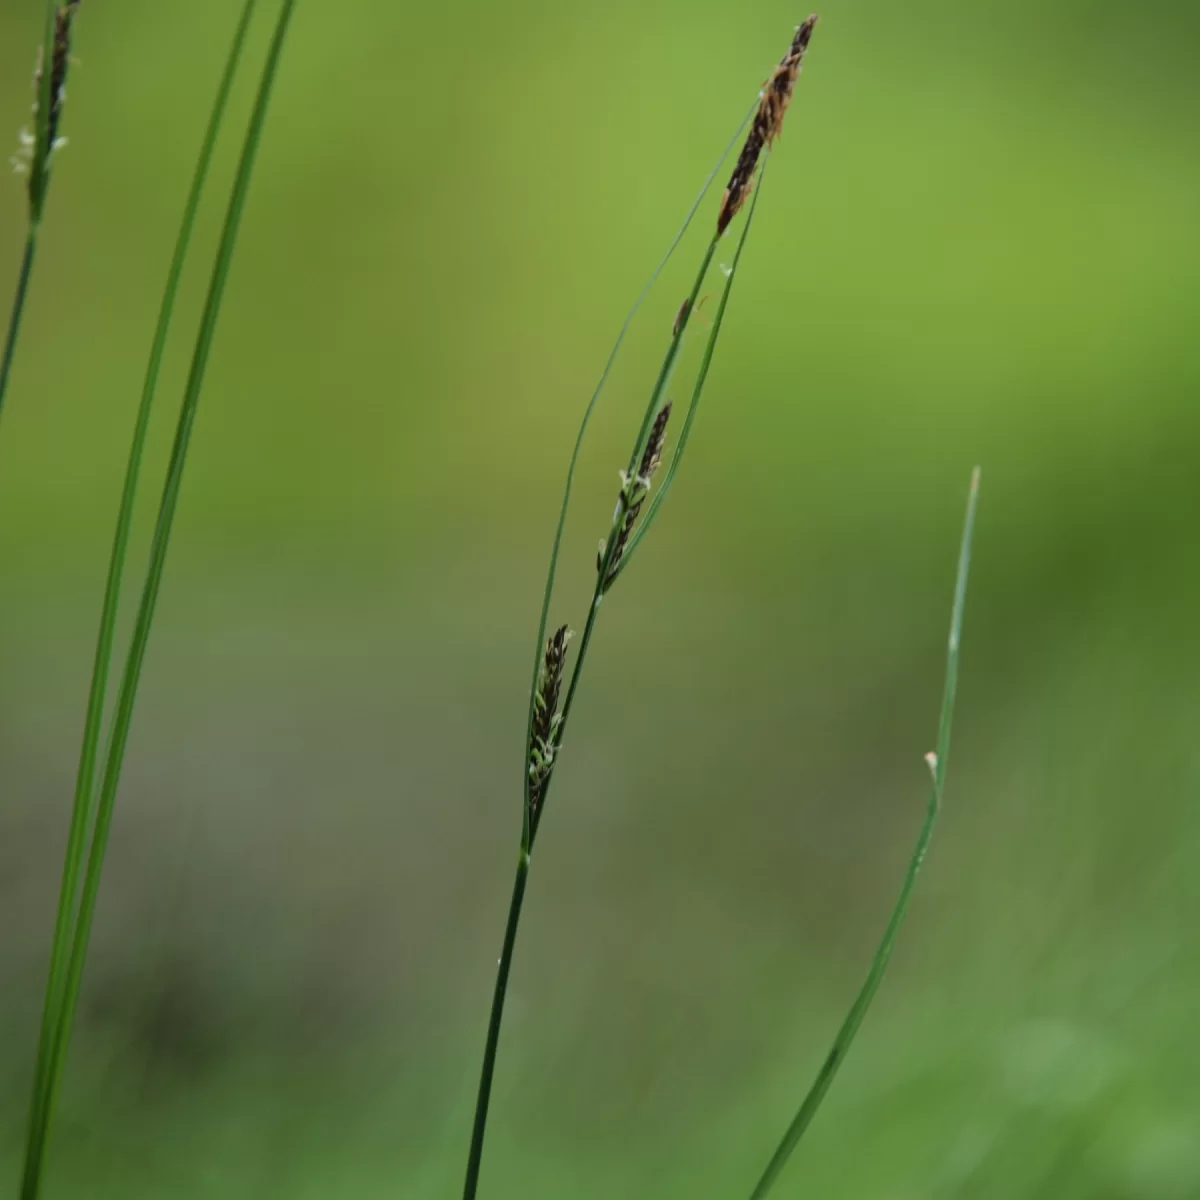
[19,3,259,1163]
[747,468,981,1199]
[623,239,716,483]
[0,227,39,423]
[18,4,295,1194]
[530,173,785,855]
[462,854,530,1199]
[612,158,769,584]
[520,104,756,838]
[465,115,758,1194]
[467,100,756,1200]
[532,236,718,836]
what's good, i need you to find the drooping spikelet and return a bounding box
[598,402,672,588]
[528,624,572,819]
[717,15,817,236]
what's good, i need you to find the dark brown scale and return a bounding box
[717,15,817,235]
[672,297,691,338]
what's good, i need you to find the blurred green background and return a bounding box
[1,0,1199,1196]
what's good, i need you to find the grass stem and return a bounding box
[520,100,757,842]
[747,467,981,1199]
[611,158,769,582]
[535,233,719,819]
[19,0,259,1177]
[468,25,817,1192]
[463,144,746,1190]
[17,4,294,1194]
[543,169,768,820]
[0,227,39,423]
[462,854,530,1200]
[2,0,88,428]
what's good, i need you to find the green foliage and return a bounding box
[0,1,79,422]
[0,2,1196,1197]
[14,3,297,1194]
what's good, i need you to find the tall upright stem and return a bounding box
[20,4,259,1157]
[17,5,295,1195]
[462,854,530,1199]
[0,226,39,423]
[462,157,764,1200]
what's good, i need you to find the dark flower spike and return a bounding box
[717,15,817,235]
[528,624,573,821]
[597,401,672,589]
[14,1,84,218]
[44,2,83,157]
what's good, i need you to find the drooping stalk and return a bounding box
[18,4,295,1195]
[747,467,981,1199]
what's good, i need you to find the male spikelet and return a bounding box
[717,15,817,235]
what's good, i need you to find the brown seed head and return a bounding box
[717,15,818,236]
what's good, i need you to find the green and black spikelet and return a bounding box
[16,1,84,211]
[528,624,572,820]
[598,401,672,589]
[44,2,84,154]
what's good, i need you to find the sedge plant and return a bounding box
[1,1,84,423]
[462,20,820,1197]
[17,3,297,1196]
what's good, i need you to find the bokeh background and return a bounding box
[1,0,1199,1196]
